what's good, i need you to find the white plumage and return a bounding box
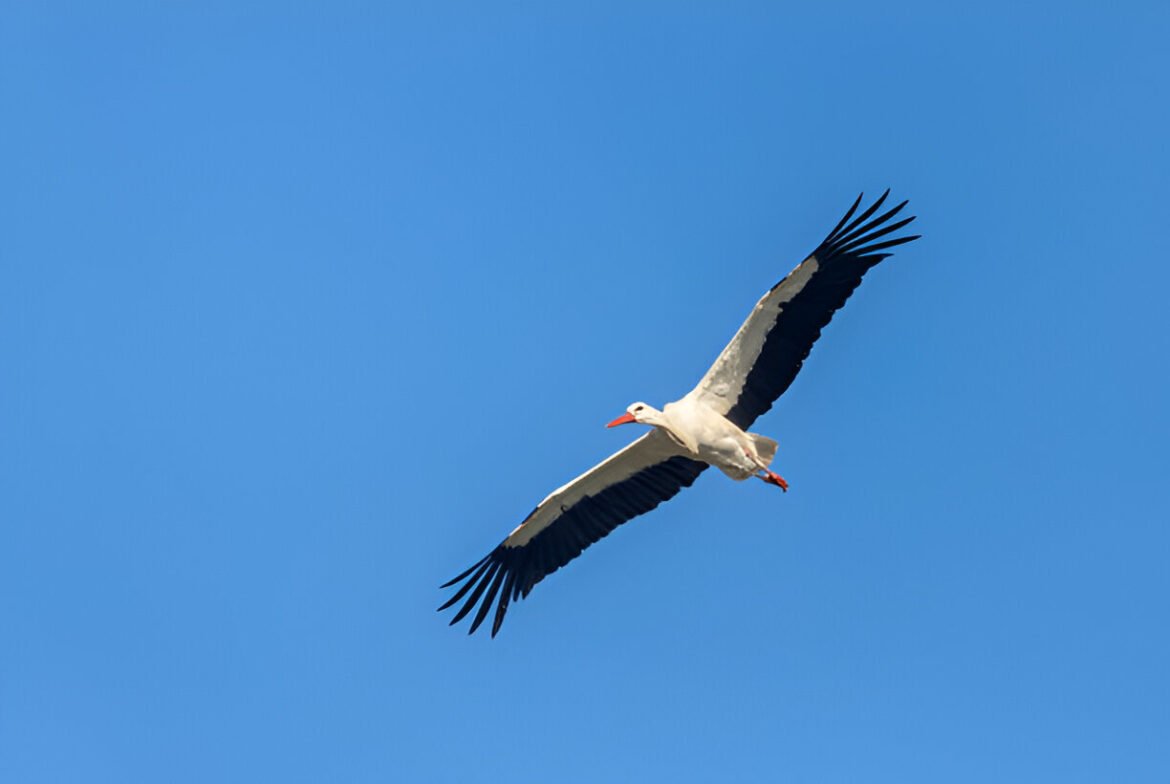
[440,191,920,636]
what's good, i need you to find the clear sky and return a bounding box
[3,3,1169,782]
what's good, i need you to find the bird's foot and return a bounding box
[762,471,788,492]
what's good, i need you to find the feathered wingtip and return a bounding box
[818,189,921,261]
[438,544,520,638]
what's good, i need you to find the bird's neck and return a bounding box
[648,408,699,456]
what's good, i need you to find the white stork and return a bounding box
[440,191,920,636]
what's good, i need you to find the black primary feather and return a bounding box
[439,456,707,637]
[725,191,919,429]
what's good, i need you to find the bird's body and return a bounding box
[656,398,779,482]
[440,191,921,636]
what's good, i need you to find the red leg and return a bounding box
[762,471,789,492]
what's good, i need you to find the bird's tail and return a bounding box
[749,433,778,466]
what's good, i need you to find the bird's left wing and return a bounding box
[688,191,920,430]
[439,430,707,637]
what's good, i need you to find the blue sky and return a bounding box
[3,3,1169,782]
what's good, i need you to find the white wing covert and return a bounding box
[439,191,920,637]
[439,430,707,636]
[691,191,919,429]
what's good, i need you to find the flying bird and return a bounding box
[440,191,920,636]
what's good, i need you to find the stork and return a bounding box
[439,191,920,636]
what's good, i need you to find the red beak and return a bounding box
[606,412,637,428]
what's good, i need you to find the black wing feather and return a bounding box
[724,191,920,429]
[439,455,707,637]
[440,191,920,637]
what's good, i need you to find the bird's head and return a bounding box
[606,401,657,428]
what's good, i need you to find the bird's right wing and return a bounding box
[439,430,708,637]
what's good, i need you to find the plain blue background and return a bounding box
[3,3,1169,782]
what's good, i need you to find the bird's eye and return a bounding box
[635,405,644,412]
